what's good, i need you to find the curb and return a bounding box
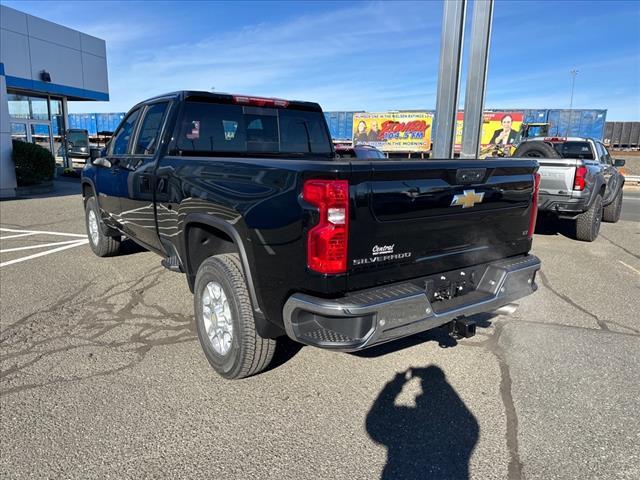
[15,181,54,196]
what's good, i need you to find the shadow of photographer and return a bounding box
[366,365,479,480]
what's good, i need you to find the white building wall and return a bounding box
[0,5,108,95]
[1,74,17,198]
[0,5,108,197]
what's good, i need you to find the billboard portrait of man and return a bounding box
[489,114,520,145]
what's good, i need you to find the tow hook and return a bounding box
[447,317,477,339]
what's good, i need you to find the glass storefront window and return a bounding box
[11,123,28,142]
[31,97,49,120]
[30,124,52,151]
[7,93,52,120]
[8,92,68,166]
[51,100,63,129]
[8,93,51,120]
[7,94,30,119]
[50,99,66,165]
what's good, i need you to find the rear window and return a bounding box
[335,148,356,159]
[553,141,594,160]
[355,147,386,159]
[176,102,332,156]
[335,147,386,159]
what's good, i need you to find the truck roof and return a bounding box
[136,90,323,112]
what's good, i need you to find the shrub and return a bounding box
[12,140,56,186]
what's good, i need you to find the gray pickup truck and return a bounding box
[513,137,625,242]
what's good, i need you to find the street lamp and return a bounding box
[568,69,578,135]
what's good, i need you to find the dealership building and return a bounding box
[0,5,109,197]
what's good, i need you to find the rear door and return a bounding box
[347,160,538,290]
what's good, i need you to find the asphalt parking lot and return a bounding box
[1,181,639,480]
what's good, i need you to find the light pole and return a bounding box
[568,69,578,135]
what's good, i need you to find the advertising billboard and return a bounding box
[454,111,524,150]
[353,112,433,152]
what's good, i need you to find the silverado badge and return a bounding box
[451,189,485,208]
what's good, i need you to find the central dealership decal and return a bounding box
[372,244,394,256]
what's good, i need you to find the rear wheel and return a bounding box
[85,196,121,256]
[602,189,623,223]
[513,141,561,158]
[575,194,603,242]
[194,253,276,379]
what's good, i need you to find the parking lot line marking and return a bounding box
[619,260,640,276]
[0,239,89,268]
[1,239,84,253]
[0,228,87,238]
[0,232,39,240]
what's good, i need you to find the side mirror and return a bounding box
[91,149,111,168]
[614,159,626,167]
[93,157,112,168]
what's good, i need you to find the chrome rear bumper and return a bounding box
[283,255,541,351]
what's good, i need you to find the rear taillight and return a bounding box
[303,180,349,274]
[573,166,587,191]
[528,172,541,239]
[233,95,289,108]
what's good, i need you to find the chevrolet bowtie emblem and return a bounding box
[451,189,485,208]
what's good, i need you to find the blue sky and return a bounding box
[4,0,640,119]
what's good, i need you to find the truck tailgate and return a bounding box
[347,159,538,291]
[537,158,579,196]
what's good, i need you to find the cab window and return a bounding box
[110,108,141,155]
[597,143,612,165]
[553,141,594,160]
[135,102,169,155]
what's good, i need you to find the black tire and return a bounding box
[85,196,121,257]
[602,189,623,223]
[194,253,276,379]
[575,194,603,242]
[513,141,561,158]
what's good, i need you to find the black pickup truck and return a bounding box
[82,91,541,379]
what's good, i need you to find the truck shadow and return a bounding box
[264,336,304,373]
[534,214,576,239]
[366,365,479,480]
[118,238,149,256]
[265,313,495,375]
